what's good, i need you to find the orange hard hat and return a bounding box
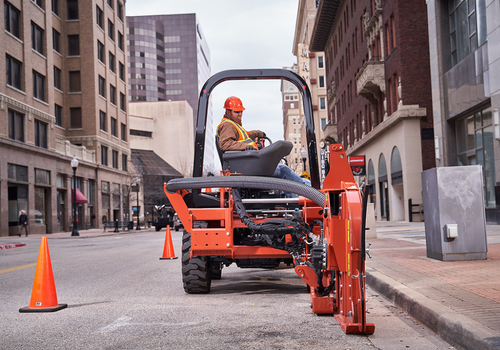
[223,96,245,111]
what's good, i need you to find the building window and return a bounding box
[33,71,45,101]
[52,0,59,16]
[8,165,28,226]
[119,62,125,80]
[120,92,126,111]
[321,118,327,130]
[53,29,60,53]
[118,31,123,50]
[112,150,118,169]
[6,55,22,90]
[122,154,127,171]
[54,66,61,89]
[69,71,81,92]
[107,0,113,9]
[55,104,62,126]
[117,2,123,20]
[121,123,127,141]
[99,110,106,131]
[96,5,103,28]
[67,0,78,20]
[101,146,108,166]
[70,107,82,128]
[34,120,48,148]
[68,34,79,56]
[31,22,44,55]
[32,0,43,7]
[99,75,105,97]
[108,20,114,41]
[456,106,495,208]
[8,110,24,142]
[110,84,116,104]
[111,117,117,136]
[5,2,20,38]
[319,97,326,110]
[97,40,105,63]
[449,0,487,67]
[109,52,115,72]
[318,56,324,69]
[319,76,325,88]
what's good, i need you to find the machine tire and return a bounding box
[182,230,212,293]
[155,226,160,232]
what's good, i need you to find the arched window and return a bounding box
[367,159,375,185]
[391,146,403,184]
[378,153,389,219]
[378,154,387,182]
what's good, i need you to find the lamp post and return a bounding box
[132,183,141,230]
[71,156,79,236]
[300,147,308,172]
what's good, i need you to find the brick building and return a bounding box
[309,0,435,221]
[1,0,131,236]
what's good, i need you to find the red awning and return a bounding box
[72,188,88,204]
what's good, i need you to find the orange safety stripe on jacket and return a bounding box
[217,118,259,150]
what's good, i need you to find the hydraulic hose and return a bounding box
[166,176,325,208]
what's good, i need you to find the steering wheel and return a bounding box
[257,136,272,149]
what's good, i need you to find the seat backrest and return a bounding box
[222,140,293,176]
[215,135,229,170]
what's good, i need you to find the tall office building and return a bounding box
[126,14,214,174]
[0,0,131,236]
[293,0,329,180]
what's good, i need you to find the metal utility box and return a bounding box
[421,166,487,261]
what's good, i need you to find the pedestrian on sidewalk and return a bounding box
[18,210,28,237]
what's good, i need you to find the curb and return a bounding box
[366,269,500,350]
[0,243,26,250]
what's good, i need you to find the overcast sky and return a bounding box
[126,0,300,143]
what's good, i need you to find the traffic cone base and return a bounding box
[19,237,66,313]
[19,303,67,313]
[160,225,177,259]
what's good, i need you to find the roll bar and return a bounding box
[194,69,320,189]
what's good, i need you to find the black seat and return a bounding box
[215,137,293,177]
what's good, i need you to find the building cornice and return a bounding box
[0,93,55,128]
[345,104,427,155]
[310,0,341,52]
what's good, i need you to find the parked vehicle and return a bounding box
[152,205,175,232]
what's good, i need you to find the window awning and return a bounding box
[72,188,88,204]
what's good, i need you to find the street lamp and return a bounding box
[300,147,308,172]
[70,156,79,236]
[133,183,141,231]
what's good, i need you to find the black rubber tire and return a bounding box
[155,226,160,232]
[182,230,212,293]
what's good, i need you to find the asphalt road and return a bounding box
[0,231,455,349]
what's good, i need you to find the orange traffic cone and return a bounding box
[19,237,67,313]
[160,225,177,260]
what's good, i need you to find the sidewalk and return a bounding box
[0,225,155,248]
[366,221,500,350]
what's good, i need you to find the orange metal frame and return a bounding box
[165,144,374,334]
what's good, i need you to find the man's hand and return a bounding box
[245,146,257,151]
